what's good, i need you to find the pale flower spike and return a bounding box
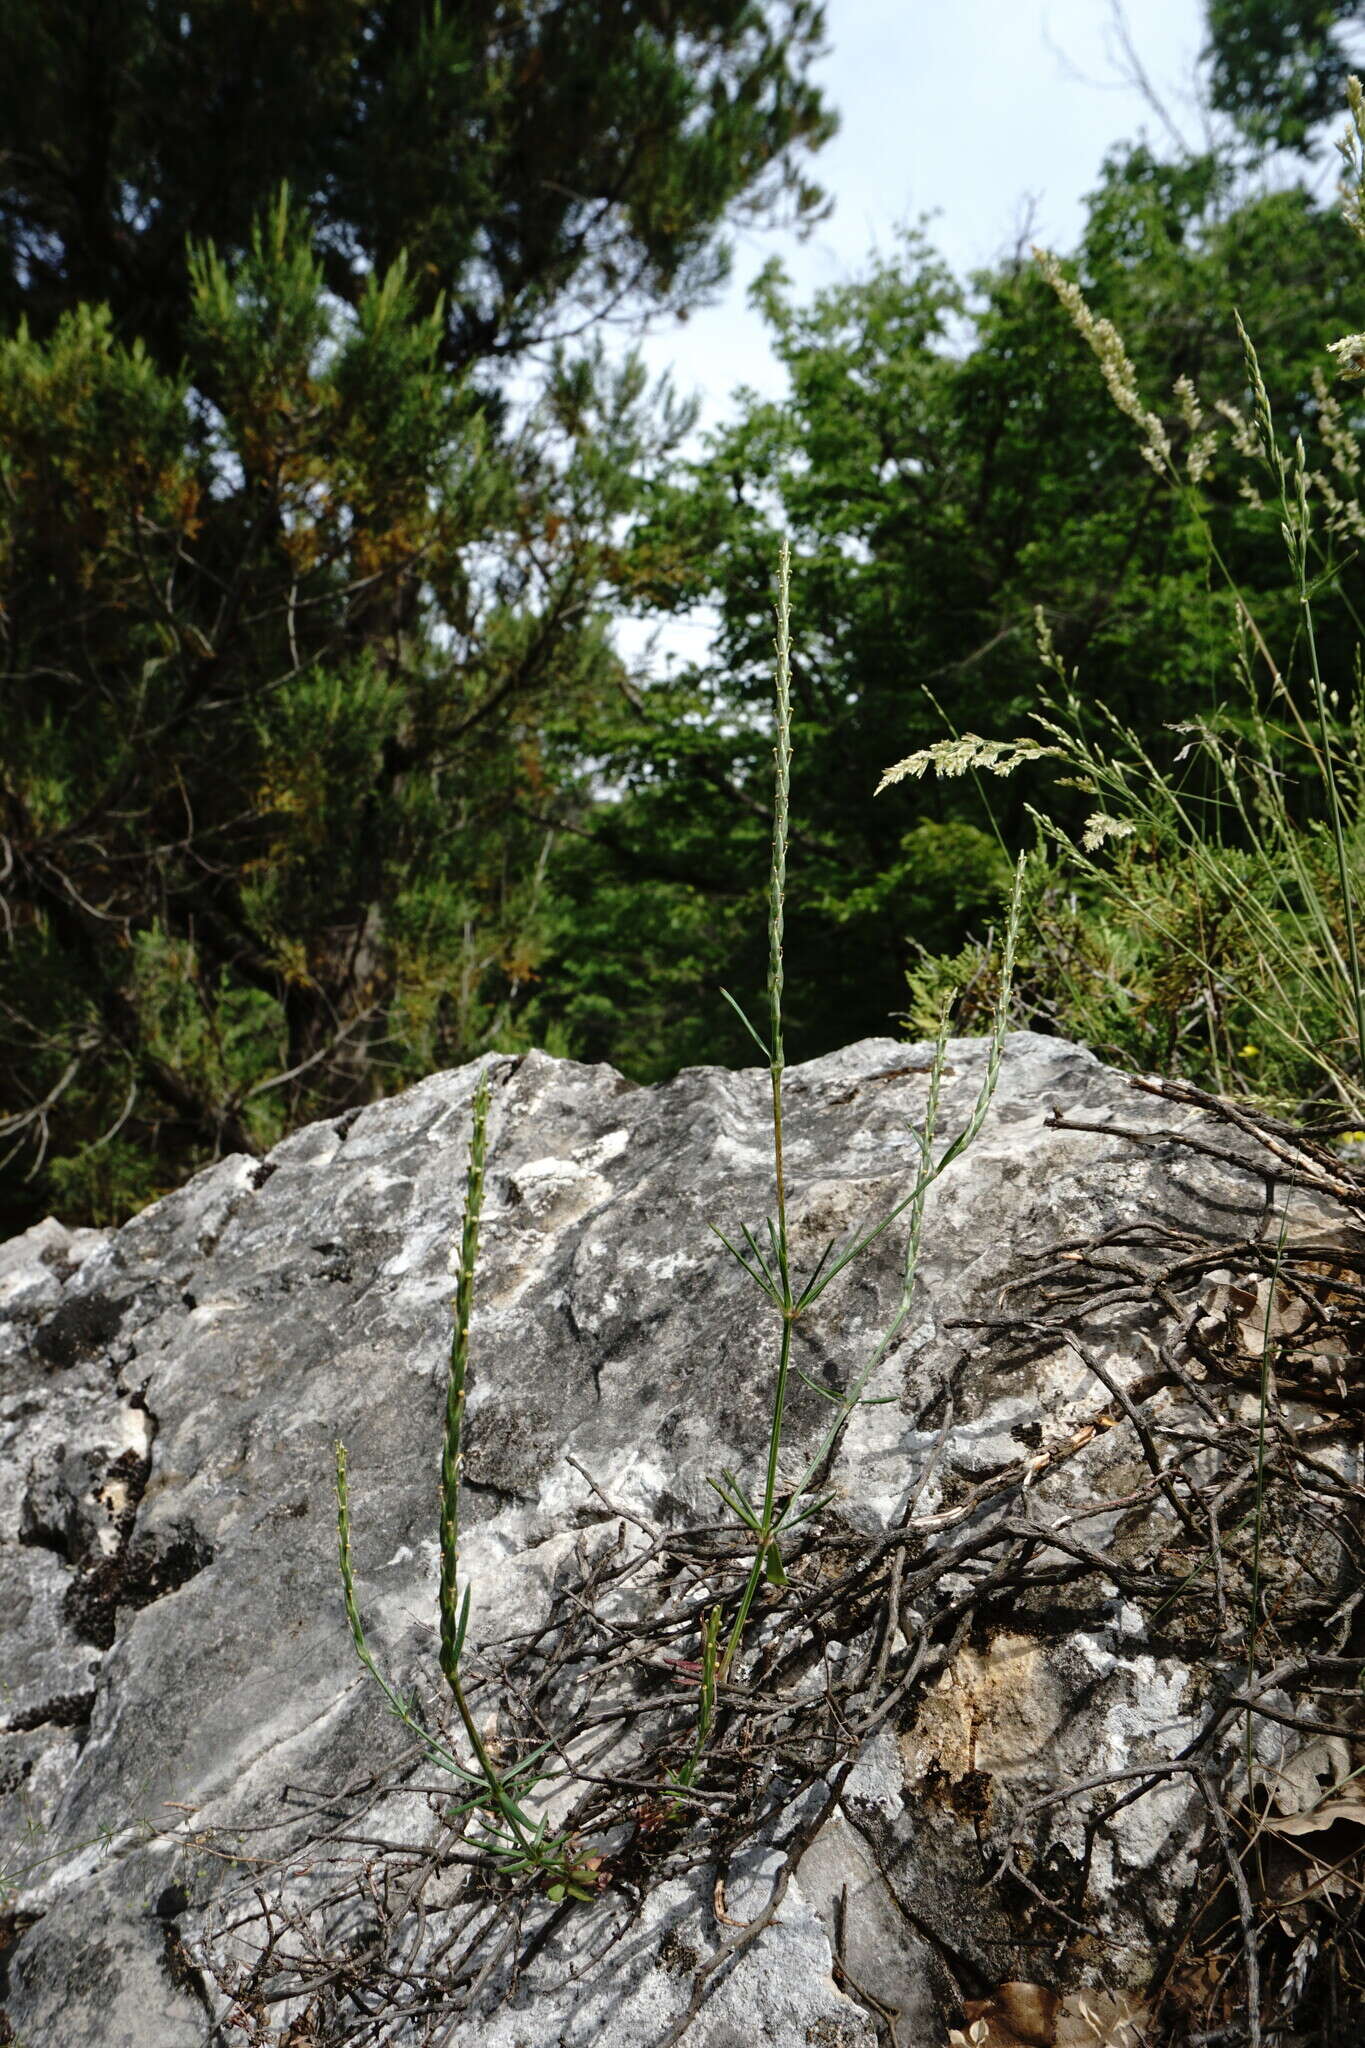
[876,734,1061,796]
[1175,373,1217,482]
[1328,332,1365,381]
[1081,813,1138,853]
[1337,74,1365,243]
[1309,366,1365,539]
[1329,76,1365,377]
[1033,247,1171,473]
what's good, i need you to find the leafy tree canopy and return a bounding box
[523,141,1362,1077]
[8,0,1365,1233]
[0,2,834,1231]
[0,0,835,369]
[1205,0,1363,150]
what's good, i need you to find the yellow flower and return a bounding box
[1238,1044,1259,1059]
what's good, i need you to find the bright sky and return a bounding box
[633,0,1213,424]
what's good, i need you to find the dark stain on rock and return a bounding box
[2,1689,96,1734]
[0,1757,34,1798]
[159,1921,212,2014]
[64,1521,214,1650]
[948,1766,994,1828]
[0,1911,43,2024]
[308,1240,353,1284]
[657,1927,698,1976]
[32,1292,125,1371]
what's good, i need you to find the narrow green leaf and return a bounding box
[708,1221,781,1300]
[719,985,771,1060]
[793,1364,845,1403]
[452,1583,472,1663]
[706,1472,762,1529]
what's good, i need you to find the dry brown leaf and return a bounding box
[1180,1257,1354,1376]
[1056,1988,1151,2045]
[991,1981,1060,2044]
[953,1982,1151,2048]
[1263,1793,1365,1839]
[1264,1735,1354,1817]
[957,1982,1055,2048]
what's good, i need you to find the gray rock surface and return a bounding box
[0,1036,1302,2045]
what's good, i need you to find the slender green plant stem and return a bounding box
[335,1441,477,1785]
[719,1318,793,1681]
[439,1071,487,1690]
[433,1069,539,1854]
[1245,1211,1290,1787]
[768,535,794,1302]
[673,1604,722,1793]
[777,861,1024,1524]
[1293,469,1365,1077]
[705,551,796,1678]
[338,1447,543,1850]
[336,1071,568,1870]
[750,544,799,1607]
[713,549,1025,1695]
[715,863,1024,1685]
[717,543,798,1678]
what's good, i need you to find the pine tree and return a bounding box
[0,4,834,1228]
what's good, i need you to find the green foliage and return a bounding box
[0,0,832,1231]
[895,249,1365,1122]
[1205,0,1361,151]
[0,1,835,365]
[908,821,1362,1117]
[529,144,1362,1081]
[0,198,589,1223]
[335,1067,603,1900]
[12,2,1365,1231]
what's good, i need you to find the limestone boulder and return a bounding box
[0,1036,1324,2046]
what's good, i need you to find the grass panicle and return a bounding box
[992,242,1365,1124]
[702,549,1023,1705]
